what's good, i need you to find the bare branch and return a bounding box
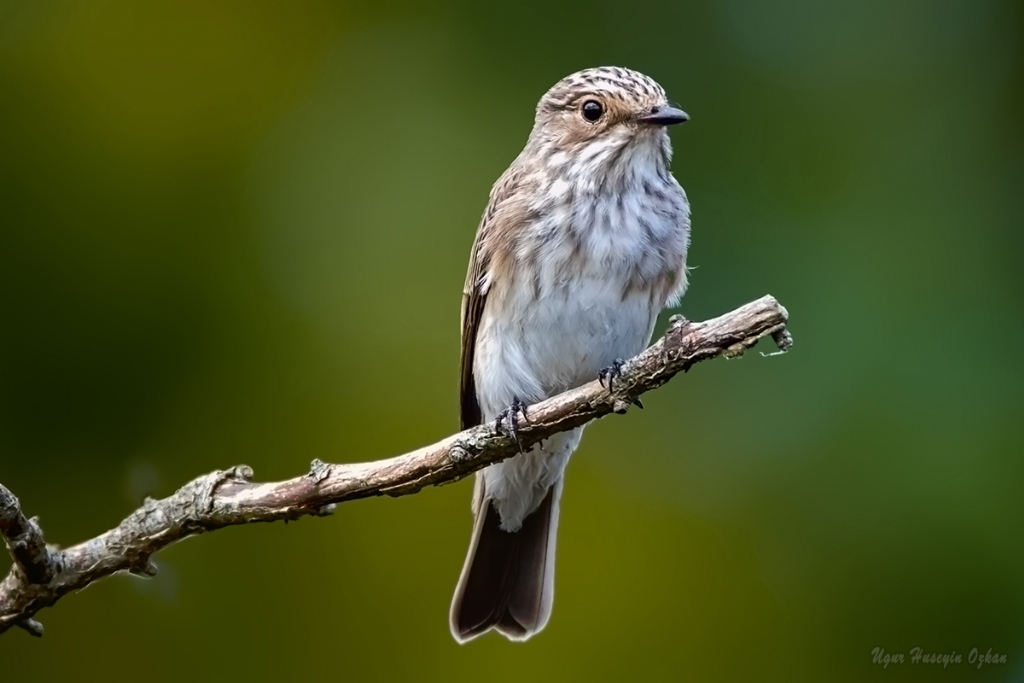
[0,295,790,636]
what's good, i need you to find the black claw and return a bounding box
[598,358,626,393]
[494,397,529,453]
[515,396,529,421]
[632,397,644,409]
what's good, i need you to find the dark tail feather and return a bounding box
[450,482,561,643]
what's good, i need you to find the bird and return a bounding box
[449,66,691,643]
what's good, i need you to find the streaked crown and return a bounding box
[537,66,668,117]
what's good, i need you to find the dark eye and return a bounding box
[581,100,604,122]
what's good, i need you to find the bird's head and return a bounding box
[528,67,688,182]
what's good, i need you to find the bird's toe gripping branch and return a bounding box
[493,397,530,452]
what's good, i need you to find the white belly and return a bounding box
[475,277,656,413]
[472,274,659,530]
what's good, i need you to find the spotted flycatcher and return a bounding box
[450,67,691,642]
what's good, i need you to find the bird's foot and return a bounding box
[598,358,626,393]
[494,397,529,453]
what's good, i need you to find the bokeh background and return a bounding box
[1,0,1022,680]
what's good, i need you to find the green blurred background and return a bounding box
[1,0,1021,680]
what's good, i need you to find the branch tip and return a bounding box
[129,557,158,577]
[16,618,44,637]
[309,459,332,483]
[230,465,254,482]
[772,327,794,353]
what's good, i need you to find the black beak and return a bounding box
[638,104,689,126]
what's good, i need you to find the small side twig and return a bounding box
[0,484,61,586]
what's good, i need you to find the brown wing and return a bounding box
[459,251,487,430]
[459,166,528,430]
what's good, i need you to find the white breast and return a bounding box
[472,134,689,529]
